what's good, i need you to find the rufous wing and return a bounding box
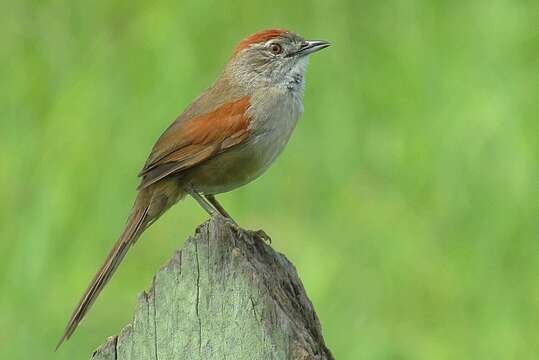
[138,96,251,190]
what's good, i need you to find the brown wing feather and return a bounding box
[137,145,217,190]
[138,96,251,190]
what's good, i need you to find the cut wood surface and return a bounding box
[91,216,333,360]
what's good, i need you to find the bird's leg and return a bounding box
[188,187,271,243]
[205,194,235,222]
[186,188,241,234]
[186,187,219,217]
[204,194,271,243]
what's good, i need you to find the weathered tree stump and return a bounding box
[91,216,333,360]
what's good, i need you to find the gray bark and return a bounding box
[91,216,333,360]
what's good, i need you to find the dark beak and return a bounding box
[290,40,331,57]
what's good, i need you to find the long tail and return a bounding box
[56,186,174,350]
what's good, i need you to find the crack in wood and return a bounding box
[91,217,333,360]
[194,239,202,356]
[152,279,158,360]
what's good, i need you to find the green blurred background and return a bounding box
[1,0,538,359]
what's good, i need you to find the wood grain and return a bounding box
[91,216,333,360]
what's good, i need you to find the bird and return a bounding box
[56,28,330,349]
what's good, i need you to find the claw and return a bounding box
[213,213,271,244]
[247,229,272,244]
[213,213,239,230]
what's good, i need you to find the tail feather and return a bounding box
[56,196,150,350]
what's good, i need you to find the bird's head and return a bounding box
[226,29,330,92]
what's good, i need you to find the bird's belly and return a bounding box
[185,88,303,195]
[187,129,291,195]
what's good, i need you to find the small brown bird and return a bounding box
[57,29,330,348]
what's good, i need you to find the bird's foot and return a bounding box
[213,213,271,244]
[213,213,237,229]
[244,229,272,244]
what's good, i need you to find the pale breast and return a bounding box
[187,88,303,195]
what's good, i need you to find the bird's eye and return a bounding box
[269,43,283,55]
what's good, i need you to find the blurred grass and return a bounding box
[1,0,538,359]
